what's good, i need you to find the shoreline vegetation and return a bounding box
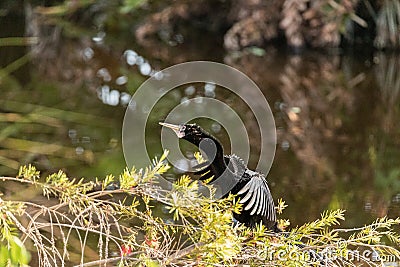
[2,0,400,52]
[0,152,399,266]
[7,0,400,51]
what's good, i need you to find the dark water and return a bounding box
[1,3,399,237]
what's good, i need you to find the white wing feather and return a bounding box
[238,172,276,221]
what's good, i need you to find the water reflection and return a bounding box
[227,50,400,225]
[1,6,399,232]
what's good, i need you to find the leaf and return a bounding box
[120,0,147,14]
[144,259,160,267]
[9,236,30,265]
[0,37,39,47]
[246,47,266,57]
[0,245,9,267]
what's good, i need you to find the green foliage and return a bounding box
[0,236,31,267]
[103,174,115,190]
[17,164,40,181]
[119,151,170,190]
[0,200,30,267]
[276,198,288,215]
[120,0,147,14]
[0,151,399,266]
[0,37,38,47]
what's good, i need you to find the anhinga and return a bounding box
[159,122,279,231]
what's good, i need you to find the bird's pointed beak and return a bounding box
[159,122,183,137]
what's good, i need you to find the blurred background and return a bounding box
[0,0,399,231]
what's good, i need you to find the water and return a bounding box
[0,1,399,243]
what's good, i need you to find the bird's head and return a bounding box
[159,122,225,171]
[159,122,209,144]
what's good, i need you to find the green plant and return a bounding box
[0,152,399,266]
[120,0,147,14]
[0,201,31,267]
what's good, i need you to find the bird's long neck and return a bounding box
[188,134,226,176]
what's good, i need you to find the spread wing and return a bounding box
[192,154,276,222]
[237,172,276,222]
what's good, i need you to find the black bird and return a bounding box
[160,122,279,231]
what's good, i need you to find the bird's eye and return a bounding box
[179,125,186,134]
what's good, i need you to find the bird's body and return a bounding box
[196,153,278,230]
[160,122,279,231]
